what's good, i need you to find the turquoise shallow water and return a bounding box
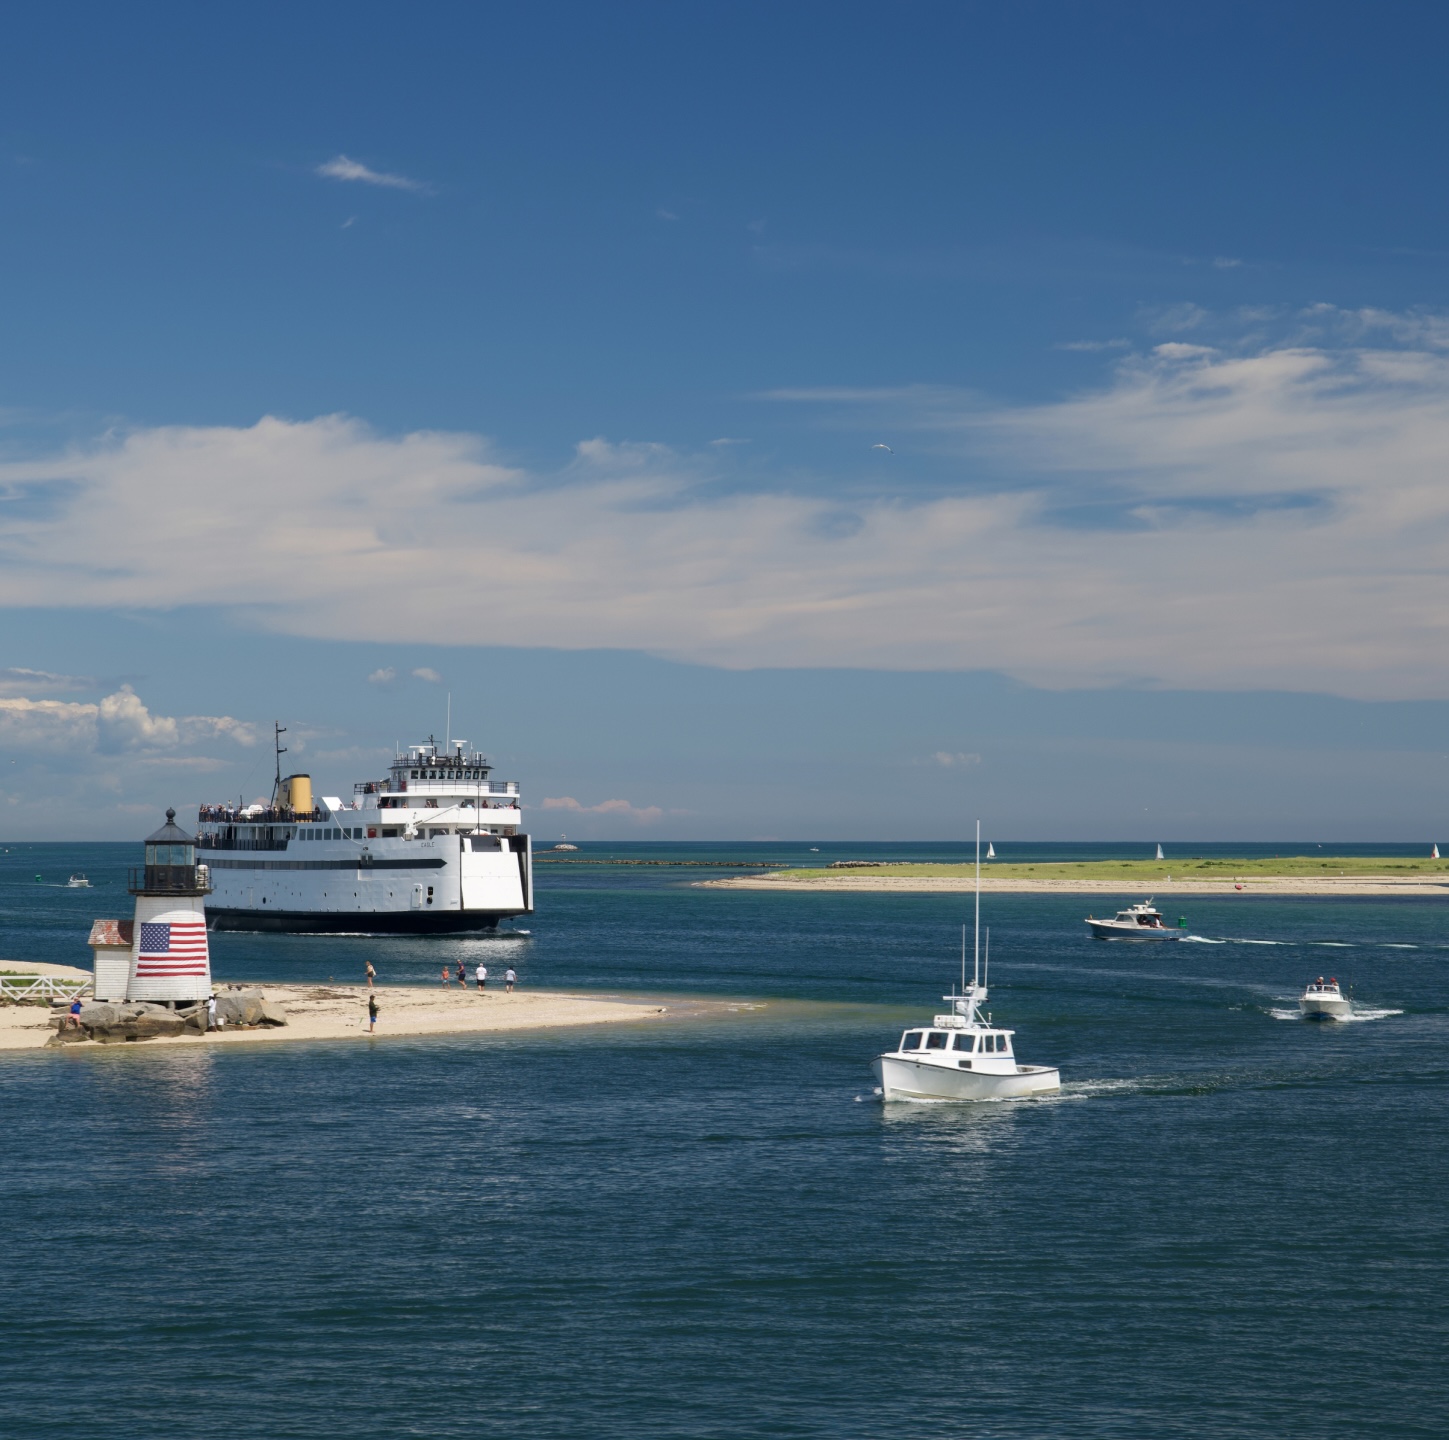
[3,843,1449,1437]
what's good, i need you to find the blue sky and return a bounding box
[3,2,1449,839]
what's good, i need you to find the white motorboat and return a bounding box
[1300,976,1352,1021]
[1086,900,1185,941]
[874,824,1060,1102]
[66,874,92,888]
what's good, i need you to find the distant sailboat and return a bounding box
[985,843,995,858]
[1155,843,1164,860]
[1434,844,1441,860]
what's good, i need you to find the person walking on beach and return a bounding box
[457,960,467,988]
[365,960,376,990]
[441,964,451,986]
[367,992,379,1033]
[476,963,487,991]
[505,967,516,993]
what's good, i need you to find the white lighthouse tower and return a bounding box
[125,808,213,1004]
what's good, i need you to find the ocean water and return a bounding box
[3,843,1449,1438]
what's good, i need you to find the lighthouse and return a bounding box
[124,808,213,1005]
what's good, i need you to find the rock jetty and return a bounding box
[48,987,287,1045]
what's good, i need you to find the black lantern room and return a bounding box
[129,808,211,896]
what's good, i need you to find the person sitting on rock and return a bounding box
[64,997,83,1029]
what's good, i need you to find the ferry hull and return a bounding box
[208,907,507,935]
[874,1054,1060,1102]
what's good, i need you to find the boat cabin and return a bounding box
[897,1026,1014,1069]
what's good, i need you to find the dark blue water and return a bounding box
[3,844,1448,1437]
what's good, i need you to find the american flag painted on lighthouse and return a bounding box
[135,919,209,976]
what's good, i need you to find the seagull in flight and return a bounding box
[870,443,894,453]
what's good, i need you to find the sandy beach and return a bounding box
[698,874,1449,897]
[0,969,707,1053]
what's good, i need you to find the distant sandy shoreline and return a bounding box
[698,875,1449,897]
[0,978,719,1053]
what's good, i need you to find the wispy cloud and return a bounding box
[0,667,95,696]
[367,667,397,686]
[316,154,429,193]
[5,309,1449,698]
[540,796,665,823]
[411,667,442,683]
[1055,338,1129,352]
[931,752,981,768]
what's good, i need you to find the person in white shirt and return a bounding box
[476,963,487,992]
[505,968,517,992]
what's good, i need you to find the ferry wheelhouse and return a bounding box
[198,737,533,934]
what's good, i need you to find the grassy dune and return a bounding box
[776,857,1449,882]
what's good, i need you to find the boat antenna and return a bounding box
[961,924,967,995]
[974,819,981,988]
[273,722,287,798]
[985,926,990,991]
[446,692,451,751]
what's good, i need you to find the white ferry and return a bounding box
[197,734,533,934]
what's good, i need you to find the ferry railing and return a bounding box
[0,974,92,1003]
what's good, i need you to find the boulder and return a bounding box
[125,1010,186,1038]
[77,1002,142,1030]
[256,999,288,1027]
[47,1027,91,1045]
[215,990,267,1027]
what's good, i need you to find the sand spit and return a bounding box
[0,982,708,1053]
[697,874,1449,897]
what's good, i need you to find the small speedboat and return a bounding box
[1086,900,1185,940]
[66,874,92,888]
[1300,976,1351,1021]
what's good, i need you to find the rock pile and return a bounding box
[48,988,286,1045]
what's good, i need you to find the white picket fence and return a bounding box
[0,973,92,1003]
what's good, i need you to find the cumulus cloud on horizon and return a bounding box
[0,685,258,754]
[3,305,1449,700]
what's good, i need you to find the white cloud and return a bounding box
[931,752,981,768]
[411,667,443,683]
[5,316,1449,698]
[315,154,428,193]
[656,208,680,221]
[368,667,397,685]
[0,686,256,754]
[539,796,665,823]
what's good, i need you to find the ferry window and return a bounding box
[925,1032,948,1049]
[902,1031,923,1050]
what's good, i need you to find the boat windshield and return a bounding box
[901,1031,924,1050]
[924,1032,948,1050]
